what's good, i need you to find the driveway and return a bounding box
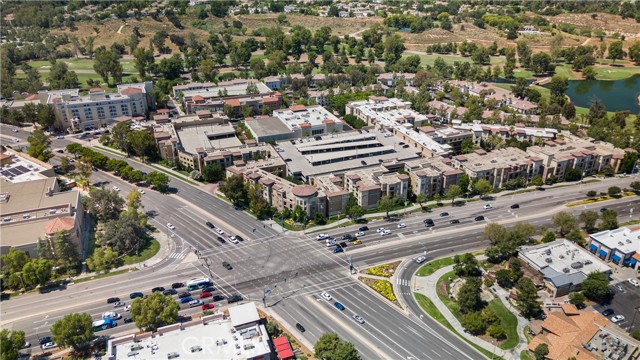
[592,280,640,333]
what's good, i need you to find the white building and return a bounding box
[588,226,640,267]
[271,105,344,138]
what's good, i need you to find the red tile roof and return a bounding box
[45,217,75,235]
[225,98,241,107]
[289,104,306,112]
[120,87,142,95]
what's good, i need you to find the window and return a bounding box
[84,108,93,120]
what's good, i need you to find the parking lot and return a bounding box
[592,280,640,333]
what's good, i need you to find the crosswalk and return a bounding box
[396,278,410,286]
[168,252,186,260]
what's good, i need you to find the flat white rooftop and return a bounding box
[0,151,51,183]
[590,226,640,254]
[177,124,242,155]
[272,105,342,130]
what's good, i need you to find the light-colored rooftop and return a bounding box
[0,151,53,183]
[272,105,343,131]
[590,226,640,254]
[243,116,293,138]
[176,123,242,155]
[182,80,271,99]
[228,302,260,328]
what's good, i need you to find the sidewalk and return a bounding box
[492,285,530,358]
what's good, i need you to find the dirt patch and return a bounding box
[546,13,640,40]
[358,277,402,308]
[257,309,315,360]
[437,278,449,298]
[237,14,383,36]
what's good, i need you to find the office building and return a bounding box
[588,226,640,267]
[177,79,281,115]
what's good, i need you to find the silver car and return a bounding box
[352,314,365,324]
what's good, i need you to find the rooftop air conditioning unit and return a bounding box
[563,268,570,273]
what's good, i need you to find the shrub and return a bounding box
[367,264,394,277]
[461,311,487,335]
[371,280,397,302]
[488,322,506,339]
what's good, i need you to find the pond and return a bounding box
[565,74,640,114]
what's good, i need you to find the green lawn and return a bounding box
[520,350,533,360]
[554,65,578,80]
[122,238,160,265]
[74,268,134,283]
[28,58,137,73]
[487,300,519,350]
[416,256,455,276]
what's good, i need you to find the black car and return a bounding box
[107,297,120,304]
[129,292,144,299]
[151,287,165,293]
[217,236,226,244]
[536,187,546,191]
[600,207,608,213]
[163,289,177,296]
[510,204,520,209]
[178,291,191,299]
[235,235,244,242]
[602,308,614,316]
[202,286,216,293]
[206,221,215,229]
[424,219,435,227]
[449,219,460,224]
[227,294,243,304]
[171,282,184,289]
[342,234,353,240]
[123,317,133,324]
[295,323,306,332]
[358,226,369,232]
[474,215,485,221]
[39,336,52,345]
[223,261,233,270]
[212,294,225,301]
[339,242,348,248]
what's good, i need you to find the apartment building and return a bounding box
[453,148,544,188]
[38,82,154,131]
[442,80,538,114]
[404,157,463,198]
[343,169,409,210]
[377,73,415,87]
[452,120,558,146]
[419,126,473,154]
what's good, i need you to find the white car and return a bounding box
[326,239,337,247]
[103,311,121,320]
[56,135,64,139]
[611,315,625,323]
[113,301,125,308]
[376,227,386,233]
[13,138,20,143]
[189,299,203,307]
[138,189,145,194]
[381,229,391,236]
[320,292,332,301]
[316,233,329,240]
[215,228,224,235]
[397,223,406,229]
[483,204,493,210]
[42,342,57,350]
[352,314,365,324]
[228,236,239,244]
[124,305,131,312]
[113,186,120,191]
[355,231,365,237]
[415,256,426,264]
[12,129,18,133]
[628,279,639,287]
[167,223,176,230]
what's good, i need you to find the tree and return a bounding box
[0,329,26,360]
[383,34,405,69]
[100,213,147,255]
[219,174,248,205]
[377,195,396,218]
[126,189,142,213]
[458,173,471,194]
[457,277,483,314]
[48,61,80,89]
[27,129,53,162]
[133,47,154,78]
[460,138,477,154]
[548,75,568,106]
[128,130,157,163]
[581,272,610,300]
[247,183,271,220]
[495,269,514,288]
[145,171,170,192]
[579,210,599,233]
[130,292,179,331]
[111,122,132,155]
[199,58,218,82]
[586,190,597,198]
[484,223,507,243]
[22,258,53,288]
[629,41,640,65]
[582,65,597,80]
[631,181,640,192]
[552,211,577,237]
[461,311,487,335]
[202,162,225,182]
[516,277,541,319]
[564,168,583,182]
[86,247,118,272]
[608,186,622,196]
[314,332,362,360]
[446,185,462,205]
[51,313,94,350]
[52,230,79,268]
[534,343,549,360]
[416,193,428,209]
[473,179,492,198]
[93,46,123,85]
[620,152,638,174]
[531,52,553,75]
[599,209,618,230]
[607,41,625,64]
[568,292,586,308]
[86,188,124,221]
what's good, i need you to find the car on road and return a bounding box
[206,221,215,229]
[355,231,365,237]
[415,256,426,264]
[474,215,485,221]
[151,287,165,293]
[536,187,546,191]
[611,315,625,323]
[615,284,625,293]
[200,292,213,299]
[129,292,144,299]
[424,219,435,227]
[295,323,306,332]
[326,238,337,247]
[334,302,345,311]
[602,309,615,316]
[439,212,449,217]
[202,286,215,293]
[628,279,639,287]
[510,204,520,209]
[223,261,233,270]
[42,342,57,350]
[227,294,243,303]
[235,235,244,242]
[171,282,184,289]
[138,189,145,194]
[113,186,120,191]
[113,301,125,308]
[107,297,120,304]
[12,128,18,133]
[212,294,225,301]
[167,223,176,230]
[178,291,191,299]
[163,289,177,296]
[103,311,121,320]
[124,305,131,312]
[217,236,226,244]
[215,228,224,235]
[316,233,329,240]
[13,138,20,143]
[352,239,362,245]
[341,234,353,240]
[202,303,215,310]
[449,219,460,224]
[228,235,239,244]
[39,337,52,345]
[358,226,369,232]
[180,296,193,304]
[124,317,133,324]
[321,292,332,301]
[397,223,406,228]
[56,135,64,139]
[352,314,365,324]
[189,299,203,307]
[376,227,386,233]
[332,246,344,253]
[483,204,493,210]
[381,229,392,236]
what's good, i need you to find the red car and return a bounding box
[201,303,215,310]
[199,292,213,299]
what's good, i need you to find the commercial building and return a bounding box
[518,239,611,297]
[271,105,344,138]
[38,82,154,131]
[528,306,639,360]
[177,79,282,115]
[0,177,85,258]
[243,116,295,143]
[0,148,55,183]
[588,226,640,267]
[107,302,273,360]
